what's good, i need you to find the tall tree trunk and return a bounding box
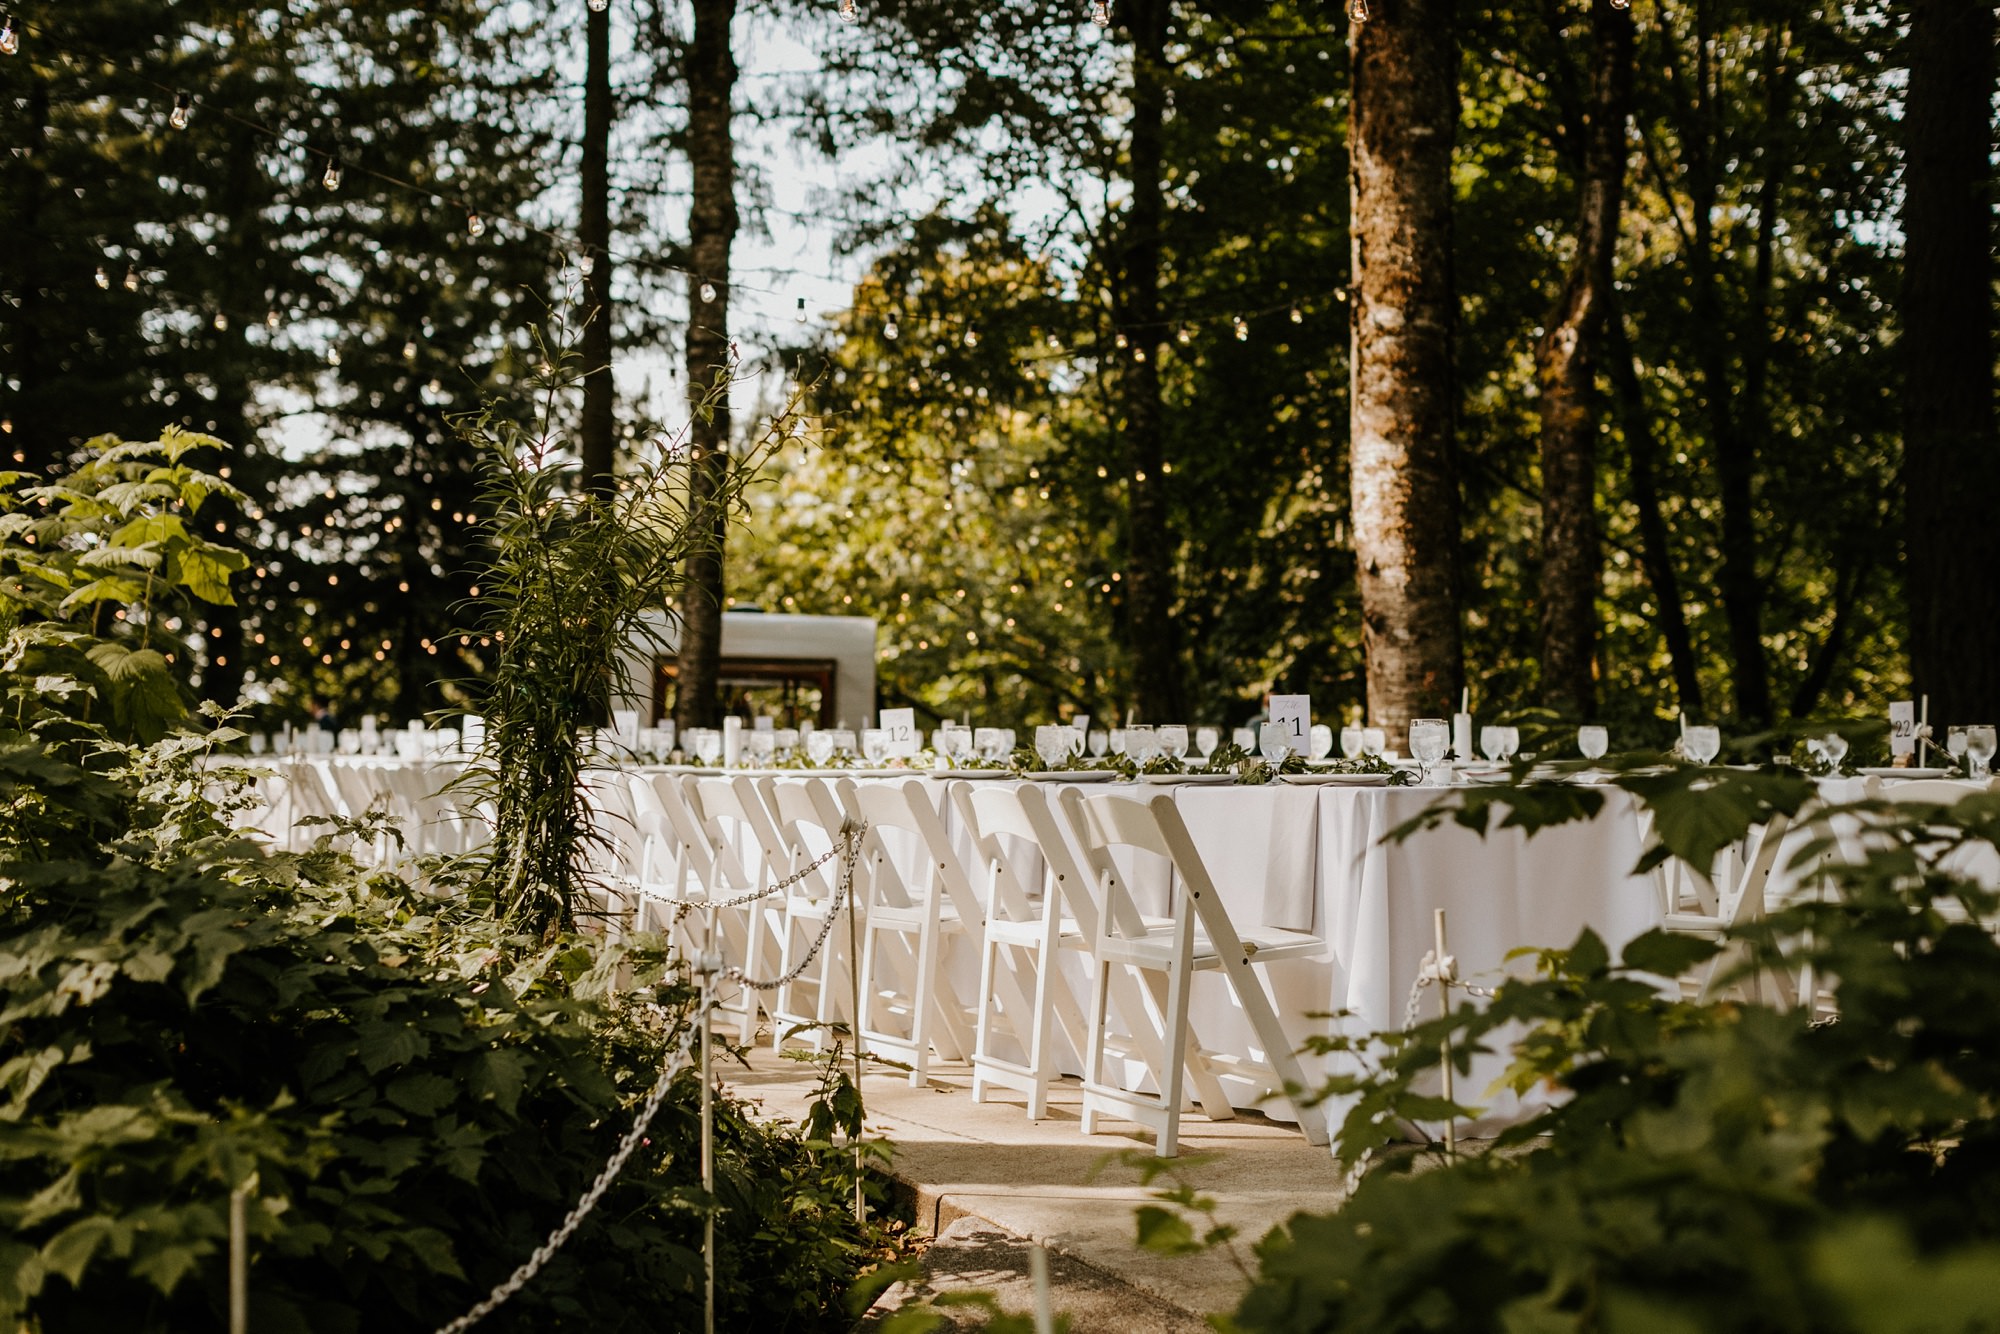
[579,0,616,496]
[1349,0,1463,747]
[1534,0,1632,718]
[1117,0,1185,723]
[1605,299,1704,714]
[1902,0,1997,725]
[674,0,738,732]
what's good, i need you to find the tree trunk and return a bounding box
[579,0,616,496]
[1348,0,1463,747]
[1902,0,1997,726]
[674,0,738,732]
[1117,0,1185,723]
[1534,0,1632,719]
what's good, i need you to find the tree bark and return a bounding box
[579,0,616,496]
[674,0,738,732]
[1349,0,1463,747]
[1117,0,1186,723]
[1902,0,1997,726]
[1534,0,1632,719]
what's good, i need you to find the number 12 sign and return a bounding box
[879,707,919,758]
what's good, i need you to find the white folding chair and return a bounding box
[1059,787,1330,1157]
[837,777,983,1087]
[1655,811,1795,1006]
[756,776,863,1054]
[678,774,779,1043]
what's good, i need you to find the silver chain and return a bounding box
[634,832,847,922]
[721,820,865,992]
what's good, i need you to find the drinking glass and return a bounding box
[1258,721,1294,763]
[1967,725,1997,779]
[1577,725,1609,761]
[974,727,1003,761]
[1108,728,1126,757]
[806,730,836,766]
[1034,725,1070,769]
[1088,729,1110,758]
[1340,725,1364,760]
[1159,725,1189,763]
[1361,728,1386,759]
[861,728,889,765]
[1499,726,1520,761]
[1819,732,1849,771]
[998,728,1016,755]
[1948,727,1968,764]
[1233,727,1257,752]
[826,728,857,761]
[1684,725,1721,766]
[249,732,268,756]
[1310,724,1334,761]
[1409,718,1449,783]
[1480,726,1505,763]
[747,730,776,767]
[1194,726,1220,759]
[941,723,973,763]
[1124,724,1157,763]
[773,727,798,760]
[694,729,723,766]
[659,722,677,757]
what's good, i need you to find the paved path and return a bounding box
[727,1044,1357,1326]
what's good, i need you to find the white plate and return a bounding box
[1021,770,1120,782]
[1140,771,1237,785]
[1856,767,1951,780]
[1281,772,1392,787]
[926,769,1016,780]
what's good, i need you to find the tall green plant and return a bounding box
[454,344,786,936]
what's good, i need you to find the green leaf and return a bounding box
[1618,928,1718,979]
[1134,1204,1200,1255]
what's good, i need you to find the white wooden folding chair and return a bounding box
[679,774,780,1042]
[1059,787,1330,1157]
[755,776,862,1053]
[1655,811,1795,1006]
[836,776,983,1087]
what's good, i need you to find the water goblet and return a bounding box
[249,732,268,756]
[1088,729,1110,758]
[1233,727,1257,752]
[974,727,1003,761]
[1258,721,1294,764]
[1819,732,1849,772]
[1159,725,1189,764]
[773,727,798,760]
[1034,725,1070,769]
[861,728,889,765]
[1108,728,1126,758]
[1194,726,1220,759]
[1578,725,1608,762]
[1340,725,1364,759]
[1967,725,1997,780]
[694,729,723,766]
[747,730,776,767]
[806,731,835,765]
[1480,726,1505,763]
[1309,724,1334,761]
[942,723,973,763]
[1124,724,1157,763]
[1684,725,1722,766]
[1361,727,1386,759]
[1409,718,1449,784]
[998,728,1016,755]
[1499,726,1520,762]
[827,728,857,761]
[1947,727,1968,771]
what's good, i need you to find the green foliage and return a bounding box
[1223,771,2000,1333]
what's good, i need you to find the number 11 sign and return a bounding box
[1268,695,1311,749]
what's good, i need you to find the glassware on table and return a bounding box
[805,730,836,765]
[1158,725,1189,763]
[1194,726,1220,760]
[1577,725,1609,761]
[826,728,857,761]
[693,729,723,766]
[1088,728,1110,758]
[1480,726,1505,763]
[1340,725,1364,760]
[1361,727,1386,759]
[1309,724,1334,761]
[1233,726,1257,752]
[249,732,268,756]
[998,728,1016,755]
[974,727,1003,761]
[1499,726,1521,761]
[1124,724,1157,763]
[861,728,890,765]
[1683,725,1722,766]
[1408,718,1449,782]
[1258,721,1295,764]
[773,727,798,760]
[1108,728,1126,758]
[1947,726,1968,763]
[1034,725,1072,769]
[1819,732,1849,771]
[1967,725,1997,779]
[939,723,973,764]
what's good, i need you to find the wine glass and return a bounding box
[861,728,889,765]
[1577,725,1608,762]
[974,727,1003,761]
[1258,721,1294,764]
[1108,728,1126,758]
[1480,726,1505,763]
[806,730,836,766]
[1194,726,1220,760]
[773,727,798,761]
[747,730,776,767]
[1409,718,1449,784]
[1948,726,1968,765]
[1967,725,1997,779]
[1233,727,1257,752]
[1124,724,1157,763]
[826,728,857,761]
[941,723,973,764]
[1819,731,1849,773]
[1340,725,1364,760]
[1310,724,1334,761]
[1499,726,1520,762]
[1034,725,1070,769]
[1088,728,1110,758]
[1684,725,1721,766]
[694,729,723,766]
[1158,725,1189,764]
[1361,728,1386,759]
[998,728,1016,756]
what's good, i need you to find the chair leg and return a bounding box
[1081,955,1113,1137]
[1157,912,1197,1158]
[1025,937,1057,1121]
[971,931,1000,1104]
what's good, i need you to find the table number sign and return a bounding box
[1889,701,1916,758]
[879,707,920,757]
[1268,695,1312,750]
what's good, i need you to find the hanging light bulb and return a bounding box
[1233,316,1249,341]
[1609,0,1630,8]
[123,266,139,292]
[403,339,418,360]
[578,253,595,276]
[322,158,343,191]
[265,307,280,330]
[0,17,19,56]
[1348,0,1369,19]
[466,210,485,237]
[795,296,807,323]
[213,312,229,331]
[698,280,716,304]
[1090,0,1111,27]
[589,0,608,9]
[1290,306,1304,324]
[170,93,192,130]
[1175,325,1192,345]
[95,265,110,290]
[837,0,858,22]
[883,314,899,340]
[963,325,980,349]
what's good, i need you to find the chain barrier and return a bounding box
[431,816,868,1334]
[1401,949,1499,1032]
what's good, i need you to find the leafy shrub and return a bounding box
[1225,769,2000,1333]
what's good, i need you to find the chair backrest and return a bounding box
[953,781,1121,935]
[629,771,718,895]
[757,776,849,899]
[680,775,764,892]
[1060,788,1253,960]
[838,776,983,922]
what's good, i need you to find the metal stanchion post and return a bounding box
[1433,909,1456,1158]
[229,1181,250,1334]
[843,822,867,1225]
[1030,1243,1054,1334]
[700,906,717,1334]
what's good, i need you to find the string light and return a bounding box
[579,254,595,276]
[883,315,899,340]
[170,92,192,130]
[1234,317,1249,341]
[1114,331,1129,349]
[698,280,716,304]
[1610,0,1630,8]
[1290,306,1303,323]
[265,307,280,329]
[122,266,139,292]
[1348,0,1369,19]
[963,325,980,348]
[837,0,858,21]
[0,16,18,55]
[1091,0,1111,27]
[95,266,110,289]
[322,158,343,191]
[466,210,485,237]
[795,296,807,323]
[212,312,228,331]
[589,0,608,9]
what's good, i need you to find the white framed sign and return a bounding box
[1889,700,1916,757]
[1268,695,1311,748]
[880,707,919,757]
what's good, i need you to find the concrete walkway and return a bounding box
[727,1045,1357,1327]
